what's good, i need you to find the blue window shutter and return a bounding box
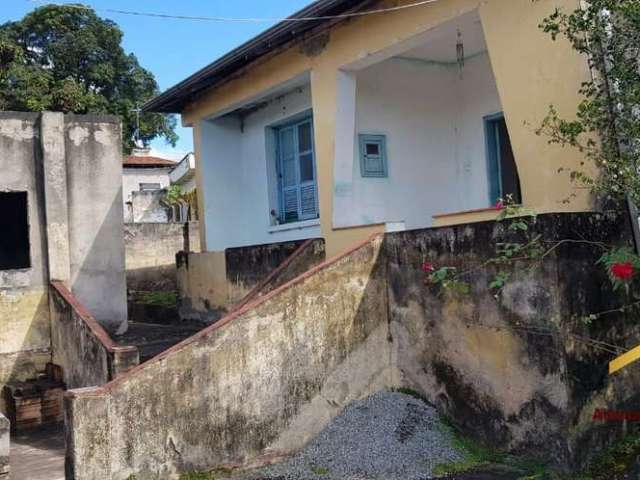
[359,134,388,177]
[276,117,318,222]
[484,113,503,204]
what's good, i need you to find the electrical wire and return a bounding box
[27,0,441,23]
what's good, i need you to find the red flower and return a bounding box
[495,200,505,210]
[422,262,435,273]
[611,262,634,280]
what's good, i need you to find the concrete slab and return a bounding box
[10,424,65,480]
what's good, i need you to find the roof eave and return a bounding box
[142,0,370,114]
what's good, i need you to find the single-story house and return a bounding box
[144,0,591,307]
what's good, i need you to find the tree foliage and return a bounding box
[0,4,177,152]
[536,0,640,206]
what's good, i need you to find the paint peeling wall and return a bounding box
[125,222,200,291]
[66,235,390,479]
[0,112,128,414]
[176,238,325,321]
[67,213,640,477]
[50,282,138,390]
[65,115,128,330]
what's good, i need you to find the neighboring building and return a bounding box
[168,152,197,222]
[144,0,592,306]
[123,148,176,223]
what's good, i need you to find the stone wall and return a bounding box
[65,214,640,478]
[177,238,325,322]
[0,413,8,479]
[125,222,200,291]
[50,282,138,390]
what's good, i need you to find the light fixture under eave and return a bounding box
[456,29,465,78]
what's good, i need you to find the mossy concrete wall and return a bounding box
[0,112,129,415]
[66,213,639,478]
[67,235,391,479]
[50,282,139,390]
[0,413,8,479]
[125,222,200,291]
[176,238,325,322]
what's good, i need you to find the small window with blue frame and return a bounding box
[359,134,388,178]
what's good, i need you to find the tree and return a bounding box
[0,4,177,152]
[537,0,640,207]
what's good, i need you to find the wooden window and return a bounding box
[484,113,521,204]
[359,134,388,178]
[276,117,318,223]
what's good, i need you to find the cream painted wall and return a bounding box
[184,0,588,257]
[200,85,321,251]
[332,52,501,231]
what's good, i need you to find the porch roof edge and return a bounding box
[142,0,370,114]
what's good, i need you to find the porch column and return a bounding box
[311,66,384,258]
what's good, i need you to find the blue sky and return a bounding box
[1,1,311,157]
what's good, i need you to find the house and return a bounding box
[122,147,176,223]
[168,152,197,222]
[144,0,591,310]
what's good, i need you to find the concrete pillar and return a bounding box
[0,413,8,479]
[333,70,358,229]
[310,66,383,258]
[41,112,71,283]
[64,388,111,480]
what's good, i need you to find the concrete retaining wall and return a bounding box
[50,282,138,390]
[66,235,390,479]
[0,413,8,479]
[125,222,200,291]
[177,238,325,322]
[65,213,640,477]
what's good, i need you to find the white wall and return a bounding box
[200,85,321,251]
[123,167,171,221]
[334,52,502,230]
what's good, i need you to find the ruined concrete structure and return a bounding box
[65,213,640,478]
[0,111,127,414]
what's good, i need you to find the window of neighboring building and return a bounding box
[484,113,522,204]
[359,134,388,178]
[276,116,318,224]
[0,192,30,270]
[139,183,162,191]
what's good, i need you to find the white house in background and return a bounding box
[122,148,176,223]
[168,153,197,222]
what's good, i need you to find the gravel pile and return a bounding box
[253,390,466,480]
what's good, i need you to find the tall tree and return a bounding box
[0,4,177,152]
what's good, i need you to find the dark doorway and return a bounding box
[485,113,522,204]
[0,192,31,270]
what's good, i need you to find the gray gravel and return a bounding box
[252,390,466,480]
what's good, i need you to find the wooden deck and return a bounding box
[10,424,65,480]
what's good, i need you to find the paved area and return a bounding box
[10,424,65,480]
[115,321,203,362]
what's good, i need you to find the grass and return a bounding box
[310,466,331,475]
[140,290,178,308]
[179,473,215,480]
[572,431,640,480]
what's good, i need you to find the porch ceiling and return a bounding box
[396,11,486,64]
